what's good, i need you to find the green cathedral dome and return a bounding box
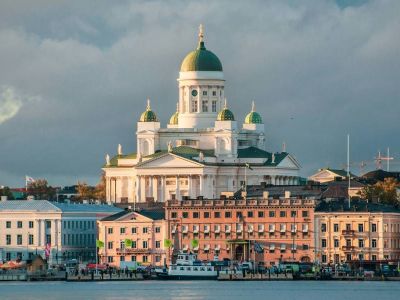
[180,25,222,72]
[139,99,158,122]
[217,101,235,121]
[244,102,263,124]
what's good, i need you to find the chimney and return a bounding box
[263,191,269,199]
[285,191,291,199]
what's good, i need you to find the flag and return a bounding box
[25,176,35,183]
[254,242,264,254]
[245,163,253,170]
[124,239,132,248]
[191,239,199,249]
[164,239,172,248]
[96,239,104,248]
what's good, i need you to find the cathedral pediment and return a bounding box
[276,155,301,169]
[136,153,204,169]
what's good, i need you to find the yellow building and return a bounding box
[315,200,400,264]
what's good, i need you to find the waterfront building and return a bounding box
[315,199,400,264]
[165,192,316,266]
[97,209,166,267]
[0,200,121,263]
[102,26,301,204]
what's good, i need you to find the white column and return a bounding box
[160,176,165,202]
[175,175,180,200]
[40,220,46,247]
[149,176,153,199]
[36,220,41,247]
[135,175,140,202]
[152,176,158,201]
[199,175,204,196]
[128,177,133,202]
[106,177,111,201]
[188,175,194,199]
[140,176,146,201]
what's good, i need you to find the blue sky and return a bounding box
[0,0,399,187]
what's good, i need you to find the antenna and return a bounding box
[374,149,393,171]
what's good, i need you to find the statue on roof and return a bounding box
[271,153,275,164]
[118,144,123,156]
[168,141,173,153]
[105,154,110,166]
[199,151,205,162]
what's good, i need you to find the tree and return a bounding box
[0,186,15,200]
[76,181,95,201]
[27,179,56,200]
[360,177,399,205]
[95,172,106,202]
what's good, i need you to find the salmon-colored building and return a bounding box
[165,195,316,266]
[97,209,166,267]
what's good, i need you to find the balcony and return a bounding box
[342,246,355,251]
[342,230,355,236]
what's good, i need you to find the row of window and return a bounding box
[108,254,162,263]
[3,234,35,245]
[3,220,36,229]
[191,100,218,113]
[63,220,95,231]
[62,233,96,246]
[107,226,161,235]
[321,223,377,233]
[171,210,309,219]
[107,240,161,250]
[321,238,377,248]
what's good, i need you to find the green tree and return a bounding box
[27,179,56,200]
[0,186,15,200]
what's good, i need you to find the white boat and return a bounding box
[155,252,218,280]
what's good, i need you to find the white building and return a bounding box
[103,26,301,204]
[0,200,122,263]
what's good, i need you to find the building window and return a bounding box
[212,101,217,112]
[108,228,113,234]
[182,212,189,218]
[143,227,148,234]
[143,256,148,263]
[302,244,309,250]
[202,101,208,112]
[192,100,198,112]
[29,221,34,228]
[321,239,327,248]
[322,255,327,263]
[155,227,161,233]
[359,253,364,261]
[358,224,364,232]
[346,254,352,261]
[29,234,34,245]
[132,227,137,234]
[156,256,161,263]
[279,211,286,218]
[156,241,161,248]
[214,212,221,218]
[17,221,23,228]
[193,212,200,218]
[212,91,217,96]
[203,91,207,96]
[291,211,297,217]
[46,221,51,229]
[269,211,275,218]
[302,211,308,218]
[333,224,339,232]
[132,241,137,248]
[131,256,136,262]
[334,239,339,248]
[120,227,126,234]
[346,239,351,247]
[358,239,364,248]
[247,211,254,218]
[108,256,114,263]
[371,224,377,232]
[46,235,51,244]
[236,212,243,218]
[224,211,231,218]
[108,242,113,249]
[321,223,327,232]
[258,211,264,218]
[120,256,125,262]
[17,235,23,245]
[345,223,351,231]
[372,239,377,248]
[372,255,377,261]
[6,221,11,228]
[171,212,177,219]
[204,212,210,218]
[143,241,148,248]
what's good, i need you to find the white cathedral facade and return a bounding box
[103,26,301,204]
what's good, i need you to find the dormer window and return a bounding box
[192,100,198,112]
[203,91,207,96]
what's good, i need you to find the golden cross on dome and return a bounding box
[251,101,255,112]
[224,98,228,109]
[199,24,204,42]
[146,98,151,110]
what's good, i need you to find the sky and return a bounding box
[0,0,399,187]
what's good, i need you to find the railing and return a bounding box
[166,198,316,207]
[342,246,355,251]
[342,230,355,236]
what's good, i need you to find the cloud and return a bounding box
[0,86,23,124]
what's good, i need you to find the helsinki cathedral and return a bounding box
[103,26,301,204]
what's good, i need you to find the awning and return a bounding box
[280,244,287,250]
[204,244,210,251]
[258,225,264,232]
[215,244,221,250]
[269,244,275,250]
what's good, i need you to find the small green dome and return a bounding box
[244,101,262,124]
[180,26,222,72]
[139,100,158,122]
[217,101,235,121]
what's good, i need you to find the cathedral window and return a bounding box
[203,91,207,96]
[192,100,198,112]
[202,100,208,112]
[212,91,217,96]
[212,101,217,112]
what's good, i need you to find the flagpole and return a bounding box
[95,242,98,275]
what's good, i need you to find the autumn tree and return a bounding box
[27,179,56,200]
[95,172,106,202]
[360,177,399,205]
[76,181,95,200]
